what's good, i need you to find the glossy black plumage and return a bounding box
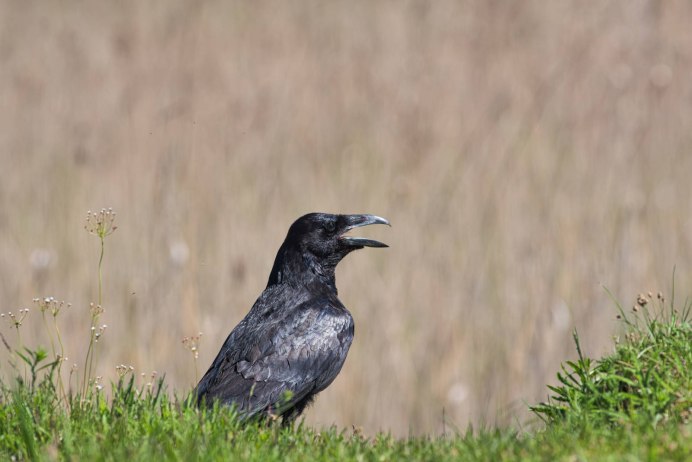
[196,213,389,423]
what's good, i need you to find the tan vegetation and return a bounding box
[1,0,692,435]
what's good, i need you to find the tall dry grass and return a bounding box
[1,0,692,435]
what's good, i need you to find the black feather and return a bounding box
[195,212,388,424]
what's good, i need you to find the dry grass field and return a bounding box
[1,0,692,436]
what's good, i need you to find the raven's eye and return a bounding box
[324,220,336,233]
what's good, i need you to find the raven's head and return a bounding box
[268,213,389,288]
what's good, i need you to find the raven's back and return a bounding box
[196,284,354,419]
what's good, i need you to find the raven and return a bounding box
[196,213,389,423]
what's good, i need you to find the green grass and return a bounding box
[531,295,692,430]
[0,382,690,461]
[1,292,691,460]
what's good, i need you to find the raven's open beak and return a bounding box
[339,214,390,248]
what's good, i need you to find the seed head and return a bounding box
[182,332,203,359]
[89,303,104,317]
[84,208,117,238]
[116,364,135,378]
[94,324,107,342]
[34,297,70,317]
[2,309,29,329]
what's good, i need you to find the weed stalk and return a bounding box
[82,208,117,398]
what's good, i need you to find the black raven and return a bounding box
[196,213,389,423]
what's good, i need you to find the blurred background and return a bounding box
[1,0,692,436]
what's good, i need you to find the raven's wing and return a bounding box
[196,297,354,418]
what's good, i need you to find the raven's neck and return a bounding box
[266,246,338,293]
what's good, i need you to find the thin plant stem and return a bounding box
[91,237,105,390]
[84,235,105,397]
[53,315,67,403]
[98,237,104,306]
[42,307,67,403]
[41,311,56,359]
[194,357,199,384]
[14,325,26,384]
[89,235,105,386]
[82,311,98,398]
